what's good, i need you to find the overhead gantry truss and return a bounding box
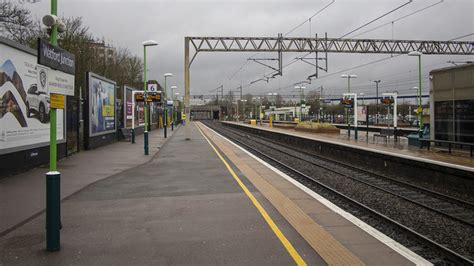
[188,36,473,63]
[182,35,473,139]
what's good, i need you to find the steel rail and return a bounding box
[223,124,474,227]
[231,124,474,210]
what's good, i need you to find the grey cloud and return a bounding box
[23,0,473,99]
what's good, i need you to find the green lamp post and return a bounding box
[163,73,173,138]
[408,51,423,139]
[171,85,177,130]
[142,40,158,155]
[45,0,60,252]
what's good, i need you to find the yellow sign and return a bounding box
[147,93,161,102]
[135,92,162,102]
[416,107,423,113]
[50,93,65,109]
[103,105,114,116]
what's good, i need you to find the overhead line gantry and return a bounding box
[183,35,473,139]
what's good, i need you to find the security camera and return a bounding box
[40,24,49,31]
[42,14,58,27]
[57,20,66,33]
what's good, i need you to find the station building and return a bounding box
[190,105,220,120]
[429,63,474,143]
[264,105,311,121]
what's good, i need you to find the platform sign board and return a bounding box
[46,69,74,96]
[147,83,157,93]
[343,93,358,127]
[134,92,146,102]
[0,38,65,154]
[381,97,394,105]
[37,38,75,96]
[341,98,354,108]
[134,92,162,103]
[149,93,161,102]
[87,72,116,136]
[37,38,75,75]
[382,93,398,128]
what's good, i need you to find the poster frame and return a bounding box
[0,37,66,155]
[87,72,117,137]
[123,86,145,129]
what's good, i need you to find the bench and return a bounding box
[120,128,132,142]
[420,139,474,157]
[373,128,395,144]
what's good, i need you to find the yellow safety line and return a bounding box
[197,124,307,266]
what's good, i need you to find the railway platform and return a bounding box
[0,122,427,265]
[0,127,177,238]
[228,121,474,170]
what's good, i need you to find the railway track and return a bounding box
[224,124,474,226]
[203,121,474,265]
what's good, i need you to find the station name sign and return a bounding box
[38,38,75,75]
[135,92,162,103]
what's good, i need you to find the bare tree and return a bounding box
[275,94,284,107]
[306,90,321,116]
[2,8,144,100]
[0,2,36,44]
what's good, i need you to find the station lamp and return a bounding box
[163,73,173,136]
[170,85,178,129]
[141,40,158,155]
[340,74,357,93]
[408,51,423,138]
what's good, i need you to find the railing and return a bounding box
[420,139,474,157]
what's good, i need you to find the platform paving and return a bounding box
[0,123,322,265]
[0,127,176,237]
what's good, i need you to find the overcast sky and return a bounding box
[23,0,474,101]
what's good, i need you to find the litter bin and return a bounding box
[407,134,420,146]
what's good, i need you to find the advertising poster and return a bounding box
[0,41,64,154]
[124,86,134,128]
[88,72,116,136]
[123,87,145,128]
[357,106,367,122]
[136,103,145,126]
[150,102,158,125]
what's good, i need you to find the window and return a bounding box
[455,100,474,143]
[435,101,453,141]
[28,85,37,94]
[435,100,474,143]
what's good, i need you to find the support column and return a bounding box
[184,37,191,140]
[46,0,60,251]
